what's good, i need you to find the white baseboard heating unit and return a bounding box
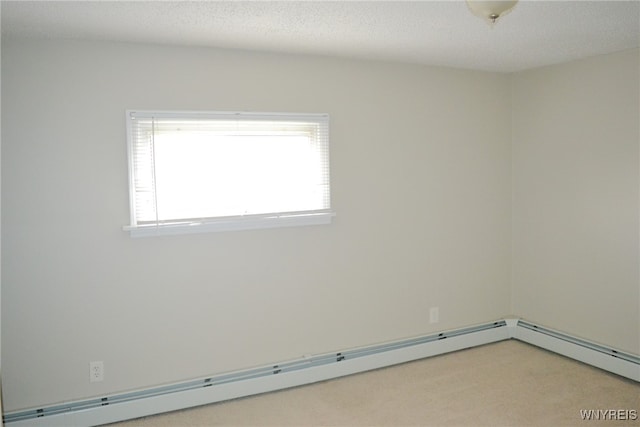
[511,319,640,382]
[3,318,638,427]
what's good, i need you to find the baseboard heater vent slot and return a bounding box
[3,321,507,425]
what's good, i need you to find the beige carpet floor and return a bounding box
[109,340,640,427]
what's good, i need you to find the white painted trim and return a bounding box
[124,211,335,237]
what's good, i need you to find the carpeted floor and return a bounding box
[109,340,640,426]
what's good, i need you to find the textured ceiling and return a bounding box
[2,1,639,72]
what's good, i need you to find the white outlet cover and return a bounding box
[90,361,104,382]
[429,307,439,323]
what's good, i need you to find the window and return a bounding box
[124,110,333,237]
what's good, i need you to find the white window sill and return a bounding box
[123,211,335,238]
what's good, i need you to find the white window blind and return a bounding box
[124,110,333,237]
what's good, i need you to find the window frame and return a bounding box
[123,110,334,237]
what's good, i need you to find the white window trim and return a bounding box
[123,110,334,237]
[123,210,335,238]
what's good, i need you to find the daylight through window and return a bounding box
[125,111,333,236]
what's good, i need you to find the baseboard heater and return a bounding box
[4,318,639,427]
[4,320,508,426]
[512,319,640,382]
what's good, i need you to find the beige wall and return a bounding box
[3,37,637,416]
[1,39,512,412]
[511,49,640,354]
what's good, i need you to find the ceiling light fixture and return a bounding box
[466,0,518,26]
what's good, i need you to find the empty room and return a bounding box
[1,1,639,426]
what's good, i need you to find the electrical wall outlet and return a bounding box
[89,361,104,383]
[429,307,439,324]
